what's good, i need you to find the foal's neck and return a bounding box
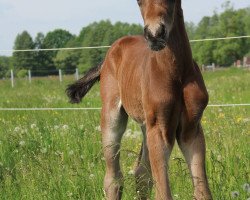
[167,9,193,68]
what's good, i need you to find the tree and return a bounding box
[191,17,217,65]
[13,31,36,71]
[191,3,250,66]
[33,32,47,75]
[0,56,12,78]
[185,22,196,39]
[54,38,80,72]
[54,20,143,73]
[76,20,143,72]
[42,29,74,74]
[212,6,247,66]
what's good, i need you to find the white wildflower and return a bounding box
[242,183,250,193]
[217,155,222,161]
[95,125,101,132]
[55,151,63,156]
[89,174,95,179]
[124,129,132,137]
[68,150,74,156]
[19,141,25,146]
[54,125,59,130]
[243,118,250,123]
[14,127,21,132]
[62,125,69,130]
[41,148,47,154]
[231,191,239,198]
[66,191,73,197]
[30,124,36,129]
[128,170,134,175]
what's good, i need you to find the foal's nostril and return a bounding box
[144,26,151,40]
[156,24,167,39]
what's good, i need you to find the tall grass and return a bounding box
[0,68,249,199]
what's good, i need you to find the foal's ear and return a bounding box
[176,0,182,7]
[137,0,142,6]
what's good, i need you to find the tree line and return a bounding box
[0,3,249,78]
[189,2,250,66]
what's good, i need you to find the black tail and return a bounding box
[66,62,103,103]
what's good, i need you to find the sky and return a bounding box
[0,0,249,56]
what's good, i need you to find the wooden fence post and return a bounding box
[28,70,32,83]
[11,70,14,88]
[75,68,79,80]
[59,69,62,82]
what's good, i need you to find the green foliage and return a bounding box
[32,32,48,76]
[0,56,12,78]
[13,31,36,71]
[53,38,81,73]
[16,69,28,78]
[41,29,75,75]
[190,4,250,66]
[54,20,143,73]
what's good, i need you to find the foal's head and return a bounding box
[137,0,181,51]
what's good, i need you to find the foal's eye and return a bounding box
[137,0,142,6]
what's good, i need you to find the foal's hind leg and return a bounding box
[101,97,128,200]
[134,125,152,200]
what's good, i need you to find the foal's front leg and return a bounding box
[146,102,181,200]
[101,101,128,200]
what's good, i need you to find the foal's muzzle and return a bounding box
[144,24,167,51]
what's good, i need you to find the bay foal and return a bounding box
[67,0,212,199]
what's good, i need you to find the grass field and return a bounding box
[0,67,249,199]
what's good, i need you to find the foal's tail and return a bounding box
[66,62,103,103]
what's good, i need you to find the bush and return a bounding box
[17,69,28,78]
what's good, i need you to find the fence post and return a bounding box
[59,69,62,82]
[202,64,205,72]
[75,68,79,80]
[28,70,32,83]
[11,69,14,88]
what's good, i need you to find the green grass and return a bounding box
[0,68,249,199]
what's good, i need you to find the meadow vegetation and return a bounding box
[0,67,249,199]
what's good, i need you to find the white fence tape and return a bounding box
[0,104,250,111]
[0,36,249,52]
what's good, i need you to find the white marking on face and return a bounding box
[147,22,161,37]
